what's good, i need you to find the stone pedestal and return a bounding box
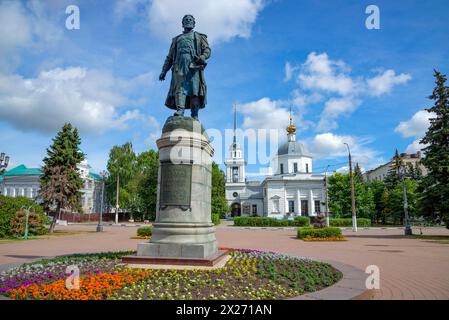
[136,116,218,259]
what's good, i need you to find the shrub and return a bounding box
[136,226,152,237]
[330,218,371,227]
[293,216,311,227]
[0,195,47,238]
[297,227,343,239]
[211,213,221,225]
[234,216,310,227]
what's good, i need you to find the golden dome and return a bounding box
[286,113,296,135]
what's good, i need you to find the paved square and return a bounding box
[1,224,448,299]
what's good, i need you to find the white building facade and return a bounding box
[363,151,427,182]
[225,110,326,218]
[0,157,102,214]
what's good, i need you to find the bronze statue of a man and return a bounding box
[159,15,211,120]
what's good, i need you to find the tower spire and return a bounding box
[233,104,237,146]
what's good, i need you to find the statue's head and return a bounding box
[182,14,195,30]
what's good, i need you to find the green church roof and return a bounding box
[88,172,102,181]
[4,165,43,176]
[0,174,3,184]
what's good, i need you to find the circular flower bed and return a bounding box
[0,248,342,300]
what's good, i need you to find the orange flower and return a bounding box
[7,270,152,300]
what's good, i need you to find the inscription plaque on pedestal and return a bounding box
[159,163,192,208]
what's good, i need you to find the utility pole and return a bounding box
[400,164,413,236]
[115,174,120,225]
[96,170,108,232]
[344,143,357,232]
[324,165,330,227]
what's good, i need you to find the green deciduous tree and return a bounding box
[106,142,137,219]
[211,162,229,218]
[418,70,449,227]
[328,172,374,220]
[105,145,159,222]
[367,180,387,224]
[40,123,84,233]
[137,150,159,221]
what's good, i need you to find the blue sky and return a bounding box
[0,0,448,178]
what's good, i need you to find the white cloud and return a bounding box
[239,97,291,132]
[317,97,361,131]
[0,1,63,71]
[143,0,265,44]
[144,115,162,147]
[284,62,299,82]
[308,132,383,169]
[291,52,412,132]
[395,110,433,138]
[405,138,426,154]
[298,52,356,96]
[367,69,412,96]
[0,67,152,134]
[395,109,434,153]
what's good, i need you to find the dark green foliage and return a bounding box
[293,216,311,227]
[367,180,387,224]
[297,227,343,239]
[384,149,403,190]
[0,195,46,238]
[31,251,136,265]
[136,226,152,237]
[329,218,371,227]
[418,70,449,228]
[234,216,310,227]
[211,213,221,225]
[106,145,159,221]
[137,150,159,221]
[211,162,230,218]
[40,123,85,227]
[327,172,374,219]
[106,142,138,214]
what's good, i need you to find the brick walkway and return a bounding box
[1,224,448,299]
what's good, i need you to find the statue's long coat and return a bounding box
[161,31,210,109]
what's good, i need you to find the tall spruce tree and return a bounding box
[40,123,84,232]
[384,149,403,189]
[418,70,449,227]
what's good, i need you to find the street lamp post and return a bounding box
[324,165,330,227]
[0,152,10,173]
[400,165,413,236]
[115,175,120,225]
[96,170,108,232]
[344,143,357,232]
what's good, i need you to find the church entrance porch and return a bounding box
[231,203,241,217]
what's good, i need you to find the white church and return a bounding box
[225,110,326,218]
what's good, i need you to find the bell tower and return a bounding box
[225,105,246,184]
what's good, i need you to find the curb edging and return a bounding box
[290,259,376,300]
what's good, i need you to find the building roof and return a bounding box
[88,172,103,181]
[277,140,311,157]
[4,165,43,176]
[0,174,3,184]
